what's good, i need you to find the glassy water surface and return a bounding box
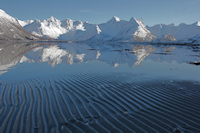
[0,42,199,80]
[0,42,200,133]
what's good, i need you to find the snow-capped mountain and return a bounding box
[1,9,199,42]
[59,21,102,40]
[22,15,156,41]
[110,17,156,41]
[23,17,67,39]
[147,22,200,41]
[0,9,41,40]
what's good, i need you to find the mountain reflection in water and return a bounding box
[0,42,199,80]
[0,42,200,133]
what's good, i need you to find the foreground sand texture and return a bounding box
[0,72,199,133]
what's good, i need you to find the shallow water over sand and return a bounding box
[0,42,200,132]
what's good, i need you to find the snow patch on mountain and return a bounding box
[113,16,120,22]
[18,20,34,27]
[41,17,67,39]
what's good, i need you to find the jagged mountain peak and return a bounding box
[46,16,59,22]
[2,8,199,42]
[113,16,120,22]
[129,17,143,26]
[129,17,137,22]
[108,16,121,23]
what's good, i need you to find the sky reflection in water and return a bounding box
[0,42,199,81]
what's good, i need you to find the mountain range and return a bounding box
[0,9,200,43]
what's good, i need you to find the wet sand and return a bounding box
[0,72,200,133]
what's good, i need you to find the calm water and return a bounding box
[0,42,199,81]
[0,42,200,133]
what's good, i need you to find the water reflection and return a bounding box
[0,42,199,75]
[132,45,156,67]
[0,43,43,75]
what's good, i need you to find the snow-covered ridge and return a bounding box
[147,21,200,41]
[20,13,199,42]
[18,20,34,27]
[0,9,41,40]
[0,9,18,25]
[19,14,155,41]
[1,9,199,42]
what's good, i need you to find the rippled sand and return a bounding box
[0,72,199,133]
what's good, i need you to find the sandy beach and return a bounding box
[0,72,199,133]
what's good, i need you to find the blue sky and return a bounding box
[1,0,200,26]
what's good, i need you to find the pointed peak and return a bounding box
[129,17,137,22]
[130,17,144,24]
[108,16,120,23]
[113,16,120,22]
[129,17,139,25]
